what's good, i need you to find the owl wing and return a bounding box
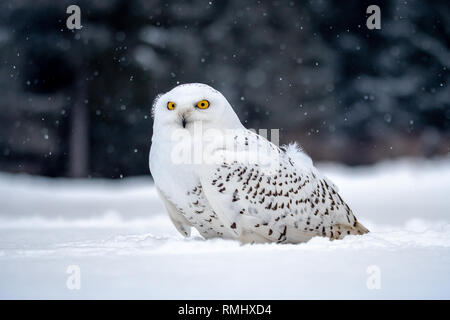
[197,130,368,243]
[156,187,192,237]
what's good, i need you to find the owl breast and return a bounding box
[150,138,233,239]
[150,138,197,209]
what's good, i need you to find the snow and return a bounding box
[1,158,450,299]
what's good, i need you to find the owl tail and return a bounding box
[354,221,369,234]
[331,221,369,240]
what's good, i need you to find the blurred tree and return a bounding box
[0,0,448,178]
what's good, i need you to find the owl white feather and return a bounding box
[149,83,368,243]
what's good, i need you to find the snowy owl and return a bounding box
[149,83,368,243]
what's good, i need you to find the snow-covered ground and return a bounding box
[1,157,449,299]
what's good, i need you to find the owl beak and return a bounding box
[179,111,192,128]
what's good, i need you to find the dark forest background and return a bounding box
[0,0,448,179]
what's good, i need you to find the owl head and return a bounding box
[152,83,243,132]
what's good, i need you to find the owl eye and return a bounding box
[196,100,210,109]
[167,101,176,110]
